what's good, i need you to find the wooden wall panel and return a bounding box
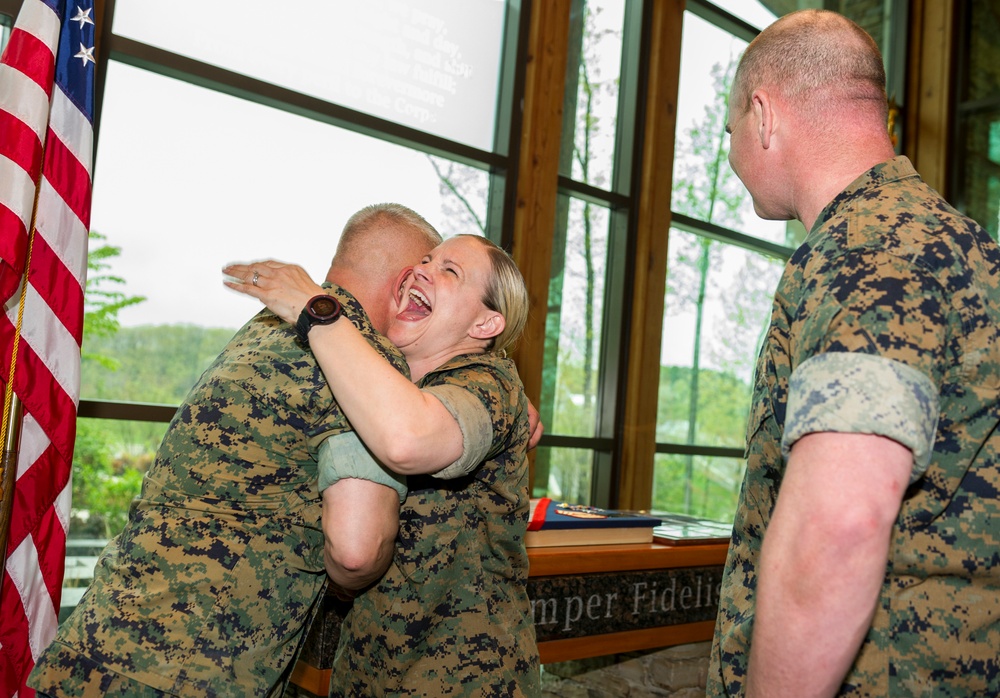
[509,0,573,479]
[617,0,685,511]
[904,0,955,196]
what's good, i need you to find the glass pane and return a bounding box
[532,197,612,502]
[65,418,169,619]
[956,111,1000,240]
[954,1,1000,239]
[836,2,897,73]
[674,12,790,245]
[964,1,1000,103]
[538,198,610,439]
[559,0,625,189]
[534,446,595,504]
[91,61,489,371]
[714,0,777,32]
[653,453,744,523]
[111,0,506,151]
[81,325,236,402]
[659,230,783,446]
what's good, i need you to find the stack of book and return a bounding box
[525,498,662,548]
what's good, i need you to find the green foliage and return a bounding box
[83,232,146,369]
[653,453,744,522]
[655,56,775,520]
[71,419,148,540]
[539,446,593,504]
[80,324,237,404]
[656,365,749,448]
[653,364,749,520]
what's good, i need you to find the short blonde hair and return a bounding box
[460,235,529,356]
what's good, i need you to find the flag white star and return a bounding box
[75,43,95,66]
[71,6,94,28]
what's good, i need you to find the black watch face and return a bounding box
[311,296,338,318]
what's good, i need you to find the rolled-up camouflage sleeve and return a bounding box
[782,352,939,482]
[422,383,493,480]
[318,432,408,502]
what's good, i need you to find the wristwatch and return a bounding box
[295,294,342,344]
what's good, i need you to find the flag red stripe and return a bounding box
[26,231,85,343]
[0,108,43,177]
[0,28,55,97]
[0,316,79,461]
[32,500,68,609]
[14,346,78,462]
[0,204,28,249]
[0,572,32,697]
[42,129,92,229]
[0,204,29,284]
[527,497,551,531]
[5,443,70,557]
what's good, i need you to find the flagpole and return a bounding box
[0,394,23,592]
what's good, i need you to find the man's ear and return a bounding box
[471,311,505,341]
[752,89,776,150]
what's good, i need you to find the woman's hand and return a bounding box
[223,260,325,324]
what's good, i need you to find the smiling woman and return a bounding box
[225,234,539,696]
[389,235,529,377]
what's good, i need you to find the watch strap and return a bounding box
[295,294,342,344]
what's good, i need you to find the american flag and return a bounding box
[0,0,94,694]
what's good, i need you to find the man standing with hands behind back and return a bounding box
[710,9,1000,697]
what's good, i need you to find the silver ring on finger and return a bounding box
[252,271,259,287]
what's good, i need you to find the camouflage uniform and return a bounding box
[708,157,1000,696]
[28,286,407,697]
[330,352,540,697]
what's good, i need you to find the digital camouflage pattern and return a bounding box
[783,352,940,479]
[709,157,1000,696]
[330,352,540,697]
[28,286,407,697]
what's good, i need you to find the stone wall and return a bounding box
[540,641,711,697]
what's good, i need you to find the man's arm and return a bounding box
[317,432,407,589]
[322,477,398,590]
[745,431,911,697]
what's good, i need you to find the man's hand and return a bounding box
[527,399,544,450]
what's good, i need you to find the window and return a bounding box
[952,2,1000,240]
[654,0,909,524]
[653,3,789,523]
[65,0,520,618]
[534,0,634,506]
[111,0,508,151]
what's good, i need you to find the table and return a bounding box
[289,540,729,695]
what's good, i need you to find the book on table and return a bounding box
[525,497,663,547]
[652,512,733,546]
